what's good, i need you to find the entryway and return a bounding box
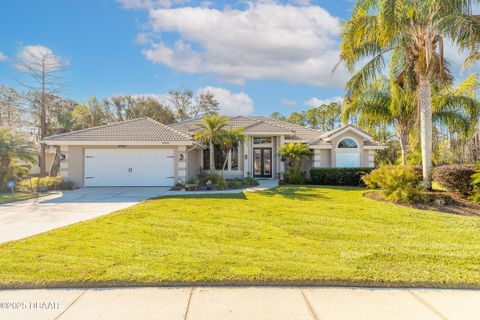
[253,148,272,178]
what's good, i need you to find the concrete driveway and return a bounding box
[0,187,169,243]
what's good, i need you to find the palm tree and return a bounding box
[277,142,311,169]
[344,74,480,165]
[219,128,246,171]
[340,0,480,189]
[343,77,416,165]
[194,114,229,170]
[0,129,36,185]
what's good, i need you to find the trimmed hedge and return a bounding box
[309,168,373,186]
[433,164,476,195]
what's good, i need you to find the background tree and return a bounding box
[0,129,36,187]
[193,92,219,118]
[339,0,480,189]
[0,86,25,128]
[168,88,194,121]
[125,97,175,124]
[15,46,68,177]
[270,112,286,121]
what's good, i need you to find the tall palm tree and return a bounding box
[194,115,229,170]
[340,0,480,189]
[219,128,246,171]
[0,129,36,185]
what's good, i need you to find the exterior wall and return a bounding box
[187,148,202,180]
[60,145,183,188]
[329,131,371,167]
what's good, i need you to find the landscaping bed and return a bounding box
[1,186,480,289]
[364,191,480,216]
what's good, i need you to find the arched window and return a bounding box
[338,138,358,149]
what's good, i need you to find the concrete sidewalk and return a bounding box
[1,286,478,320]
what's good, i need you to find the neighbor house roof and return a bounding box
[43,117,192,144]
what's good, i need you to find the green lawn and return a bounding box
[1,186,480,288]
[0,193,43,204]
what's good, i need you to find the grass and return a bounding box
[0,186,480,288]
[0,192,44,204]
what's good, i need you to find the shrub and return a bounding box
[186,177,198,185]
[309,168,373,186]
[243,177,259,187]
[283,168,306,184]
[227,179,244,189]
[433,164,476,195]
[362,165,425,203]
[198,170,226,190]
[17,176,74,192]
[470,163,480,203]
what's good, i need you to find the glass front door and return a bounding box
[253,148,272,178]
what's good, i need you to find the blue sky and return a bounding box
[0,0,473,116]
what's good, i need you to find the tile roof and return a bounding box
[43,117,192,142]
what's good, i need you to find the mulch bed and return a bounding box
[364,191,480,217]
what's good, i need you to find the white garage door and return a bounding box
[336,152,360,168]
[84,149,175,187]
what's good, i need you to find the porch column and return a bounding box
[59,146,69,180]
[177,145,187,183]
[243,139,249,177]
[279,135,285,177]
[368,150,375,168]
[313,149,322,168]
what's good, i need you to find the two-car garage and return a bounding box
[84,149,176,187]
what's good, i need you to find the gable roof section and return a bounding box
[43,117,193,145]
[320,124,372,141]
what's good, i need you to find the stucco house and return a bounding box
[43,116,385,187]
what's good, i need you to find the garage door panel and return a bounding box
[85,149,175,187]
[336,152,360,168]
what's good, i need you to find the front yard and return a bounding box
[0,186,479,288]
[0,193,43,204]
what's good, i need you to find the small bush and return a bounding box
[243,177,259,187]
[186,177,198,185]
[227,179,244,189]
[310,168,373,186]
[363,165,425,203]
[198,170,226,190]
[17,176,74,192]
[470,163,480,203]
[283,168,306,184]
[433,164,476,195]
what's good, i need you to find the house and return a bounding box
[43,116,385,187]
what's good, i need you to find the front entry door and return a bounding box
[253,148,272,178]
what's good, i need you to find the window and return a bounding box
[338,138,358,148]
[253,137,272,144]
[203,144,228,170]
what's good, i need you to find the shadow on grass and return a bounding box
[153,193,248,201]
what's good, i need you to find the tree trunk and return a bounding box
[49,145,62,176]
[39,66,47,177]
[209,141,215,170]
[398,125,409,166]
[418,75,433,190]
[0,157,10,187]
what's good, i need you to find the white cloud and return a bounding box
[280,98,297,106]
[15,45,68,72]
[135,32,151,44]
[0,52,7,61]
[197,86,254,116]
[305,96,343,107]
[140,3,348,87]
